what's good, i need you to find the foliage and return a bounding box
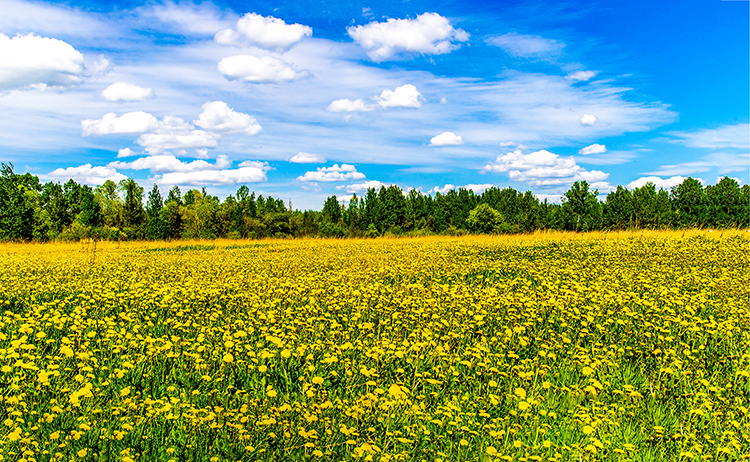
[0,163,747,242]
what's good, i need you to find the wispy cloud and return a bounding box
[487,32,564,59]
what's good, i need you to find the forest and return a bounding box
[0,162,747,241]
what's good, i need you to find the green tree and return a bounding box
[0,163,35,241]
[120,179,145,235]
[78,185,101,228]
[603,186,632,229]
[704,177,743,228]
[561,181,602,231]
[146,184,163,218]
[670,177,706,227]
[467,203,503,234]
[321,195,342,224]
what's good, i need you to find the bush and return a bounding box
[467,203,504,234]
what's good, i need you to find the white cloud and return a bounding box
[487,32,564,59]
[647,152,749,176]
[137,130,220,150]
[464,184,495,194]
[566,70,597,82]
[157,161,270,186]
[48,163,126,185]
[376,84,422,108]
[482,148,611,190]
[289,152,326,163]
[626,176,694,190]
[102,82,153,102]
[347,12,469,61]
[0,33,84,90]
[117,148,137,158]
[0,0,108,38]
[193,101,261,135]
[666,123,749,150]
[430,131,463,146]
[82,103,258,152]
[343,180,389,194]
[429,184,455,194]
[297,164,365,182]
[110,154,231,173]
[215,13,312,51]
[535,194,562,203]
[328,84,423,113]
[579,143,606,155]
[218,54,309,83]
[327,98,373,113]
[430,183,494,194]
[580,114,598,126]
[81,111,159,136]
[499,141,527,149]
[142,1,236,35]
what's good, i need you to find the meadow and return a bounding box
[0,231,747,461]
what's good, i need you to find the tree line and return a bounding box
[0,163,747,241]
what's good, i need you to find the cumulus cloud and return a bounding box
[430,131,463,146]
[347,12,469,61]
[0,33,84,90]
[218,54,309,83]
[193,101,261,135]
[482,148,611,190]
[137,131,220,151]
[430,183,494,194]
[48,163,126,185]
[487,32,564,59]
[101,82,153,102]
[626,176,694,190]
[82,103,260,152]
[666,123,749,150]
[464,184,495,194]
[215,13,312,51]
[110,154,231,173]
[327,98,373,113]
[157,160,270,186]
[566,70,597,82]
[535,194,562,203]
[297,164,365,182]
[328,84,423,113]
[580,114,598,126]
[81,111,159,136]
[429,184,455,194]
[376,84,422,108]
[579,143,606,155]
[117,148,137,158]
[289,152,326,163]
[342,180,389,194]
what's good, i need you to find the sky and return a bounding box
[0,0,747,209]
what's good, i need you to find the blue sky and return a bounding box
[0,0,747,209]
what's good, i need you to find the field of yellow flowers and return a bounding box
[0,231,748,462]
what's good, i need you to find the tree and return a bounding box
[561,181,601,231]
[120,179,145,231]
[670,177,706,227]
[321,196,342,224]
[603,186,632,229]
[166,185,182,205]
[0,163,34,241]
[146,184,163,218]
[79,185,101,228]
[467,203,503,234]
[704,177,743,228]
